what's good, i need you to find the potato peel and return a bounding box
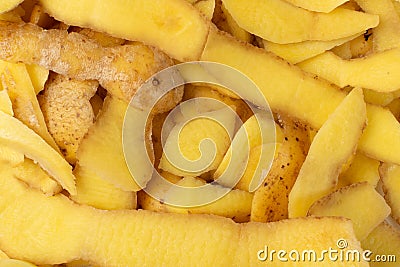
[38,0,210,61]
[39,73,98,163]
[201,28,400,165]
[289,88,366,218]
[222,0,378,43]
[251,118,309,222]
[0,61,59,152]
[298,49,400,92]
[0,21,174,104]
[0,110,76,195]
[0,167,366,266]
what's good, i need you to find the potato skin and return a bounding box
[0,21,176,105]
[251,116,309,222]
[39,73,98,164]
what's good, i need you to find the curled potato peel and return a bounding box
[0,22,175,107]
[0,21,399,165]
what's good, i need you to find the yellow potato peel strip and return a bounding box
[0,110,76,195]
[283,0,349,13]
[38,0,210,61]
[289,88,366,218]
[201,29,400,165]
[379,163,400,224]
[0,166,366,266]
[0,61,60,152]
[298,49,400,92]
[262,33,360,64]
[0,22,399,164]
[355,0,400,52]
[222,0,378,43]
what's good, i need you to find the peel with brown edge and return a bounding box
[251,117,308,222]
[379,163,400,225]
[288,88,366,218]
[308,182,391,240]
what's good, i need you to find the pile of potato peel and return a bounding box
[0,0,399,266]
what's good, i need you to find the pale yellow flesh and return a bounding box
[0,90,12,115]
[212,0,253,43]
[0,0,24,14]
[331,41,353,59]
[0,259,37,267]
[189,0,215,20]
[363,88,394,106]
[0,61,59,152]
[159,107,236,177]
[13,159,62,196]
[309,182,391,240]
[140,176,254,223]
[200,29,400,165]
[395,0,400,17]
[355,0,400,52]
[77,96,141,191]
[0,145,24,167]
[379,163,400,224]
[283,0,349,13]
[263,34,360,64]
[359,105,400,164]
[0,168,366,266]
[361,221,400,267]
[220,2,252,43]
[25,64,49,95]
[38,0,210,61]
[213,114,279,192]
[182,84,253,122]
[288,88,366,218]
[71,166,136,210]
[0,110,75,194]
[338,152,380,188]
[0,250,8,259]
[298,49,400,92]
[222,0,378,44]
